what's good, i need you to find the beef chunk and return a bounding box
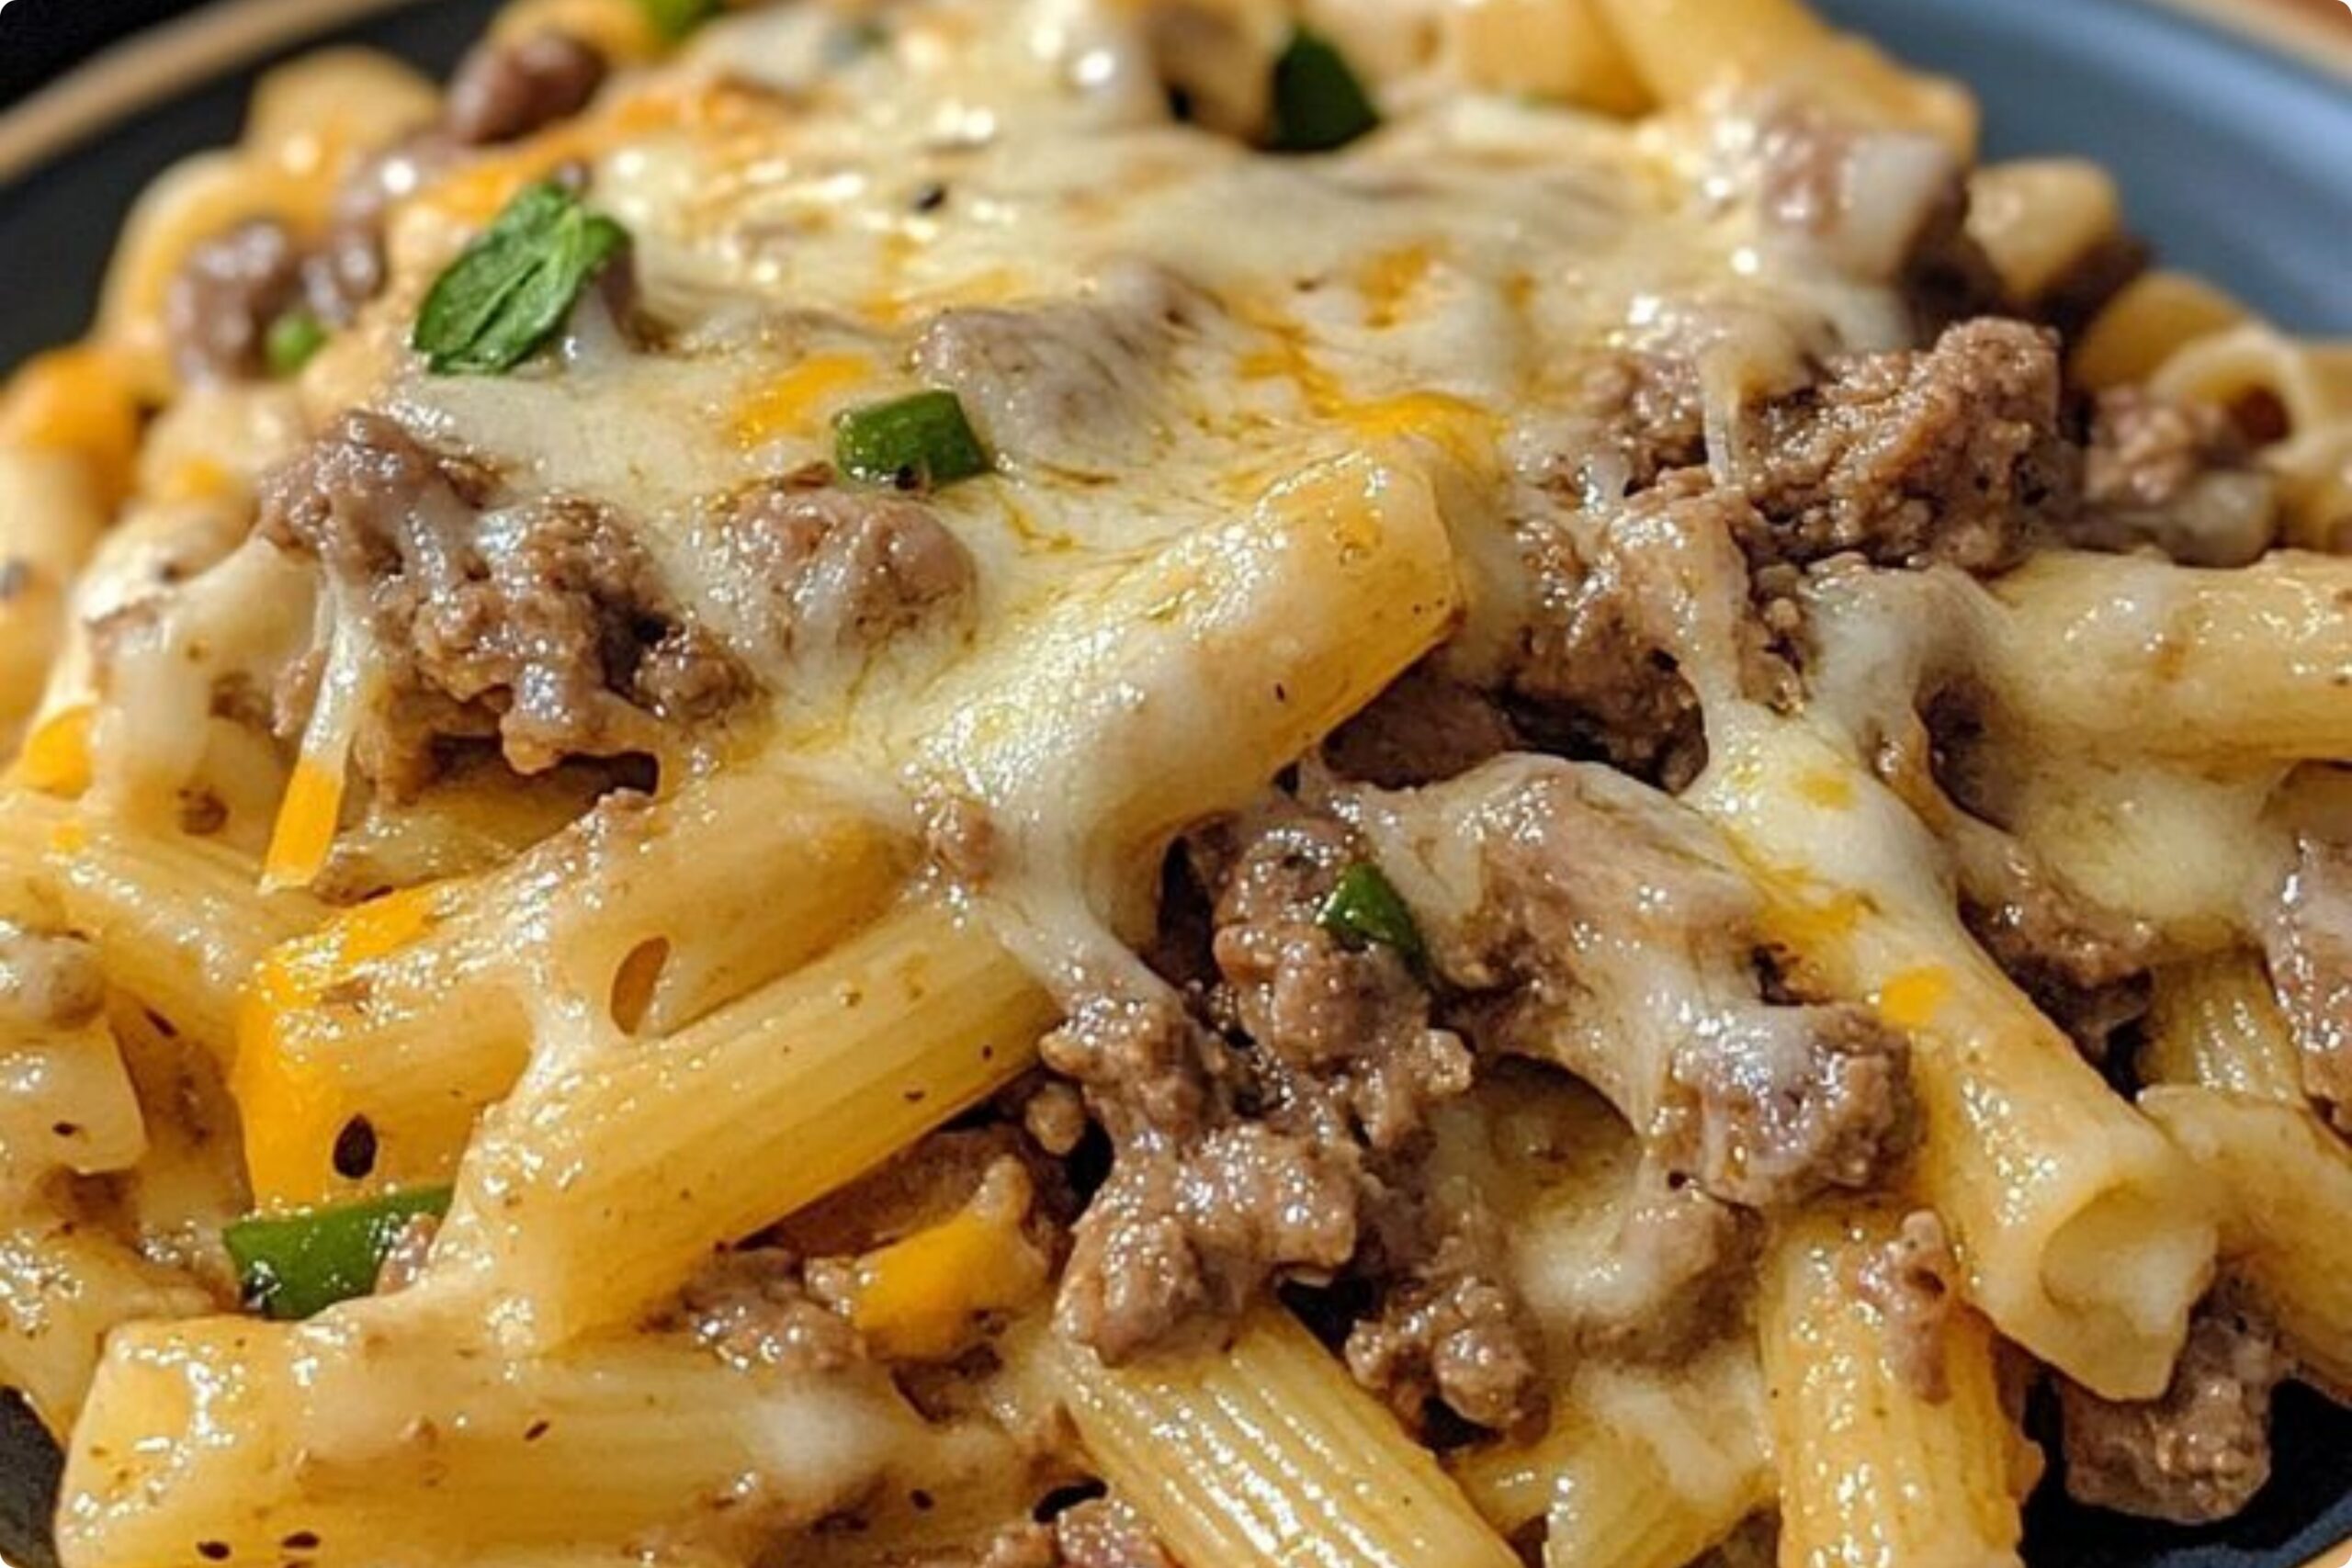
[1664,1004,1915,1210]
[2260,836,2352,1130]
[1961,840,2157,1062]
[1732,319,2077,573]
[1857,1208,1959,1403]
[1045,798,1506,1426]
[259,412,746,795]
[1344,1206,1547,1432]
[2060,1302,2284,1524]
[2073,386,2278,567]
[697,480,977,667]
[1196,801,1474,1153]
[164,219,307,384]
[671,1250,863,1375]
[1508,471,1800,793]
[1373,757,1917,1209]
[1046,991,1365,1363]
[444,31,607,146]
[1323,665,1516,790]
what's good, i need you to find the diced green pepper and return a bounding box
[1316,863,1427,967]
[224,1186,454,1322]
[1266,29,1381,153]
[834,389,991,490]
[264,307,328,378]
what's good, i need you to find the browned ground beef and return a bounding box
[1508,479,1725,791]
[1321,664,1516,790]
[2060,1301,2284,1524]
[2071,385,2279,566]
[1342,1201,1547,1432]
[1043,799,1543,1430]
[671,1250,865,1375]
[1431,763,1918,1209]
[1857,1208,1960,1403]
[698,479,978,664]
[257,418,982,797]
[260,412,747,795]
[2261,836,2352,1131]
[1729,318,2076,573]
[1961,842,2158,1062]
[1663,1003,1917,1208]
[165,219,308,384]
[1051,1498,1178,1568]
[443,31,608,146]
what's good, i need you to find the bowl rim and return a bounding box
[3,0,2350,190]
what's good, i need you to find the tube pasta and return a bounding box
[1589,0,1975,152]
[0,1216,216,1437]
[1044,1307,1520,1568]
[231,772,913,1207]
[2071,271,2251,392]
[51,816,323,1059]
[2140,1087,2352,1397]
[2138,953,2306,1104]
[438,452,1459,1348]
[0,452,109,742]
[1451,1343,1770,1568]
[1762,1205,2035,1568]
[1965,159,2122,305]
[15,0,2352,1560]
[1695,714,2215,1400]
[57,1311,929,1568]
[441,899,1060,1348]
[1977,551,2352,764]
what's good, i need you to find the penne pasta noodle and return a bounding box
[2141,1086,2352,1397]
[1977,551,2352,764]
[1762,1205,2035,1568]
[443,453,1460,1348]
[2138,953,2306,1104]
[0,1213,215,1437]
[13,0,2352,1561]
[1695,713,2215,1400]
[1045,1307,1520,1568]
[58,1309,929,1568]
[1452,1341,1770,1568]
[231,769,914,1207]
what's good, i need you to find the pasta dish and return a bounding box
[5,0,2352,1563]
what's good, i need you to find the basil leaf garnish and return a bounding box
[412,181,629,377]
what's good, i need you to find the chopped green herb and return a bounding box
[638,0,724,42]
[1266,28,1380,153]
[834,389,991,490]
[224,1186,453,1321]
[825,17,892,64]
[264,307,328,378]
[1317,863,1426,966]
[412,181,628,376]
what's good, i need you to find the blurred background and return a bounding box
[3,0,2349,107]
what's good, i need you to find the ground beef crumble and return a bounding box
[2059,1300,2285,1524]
[1857,1209,1960,1403]
[258,412,746,795]
[1042,797,1543,1430]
